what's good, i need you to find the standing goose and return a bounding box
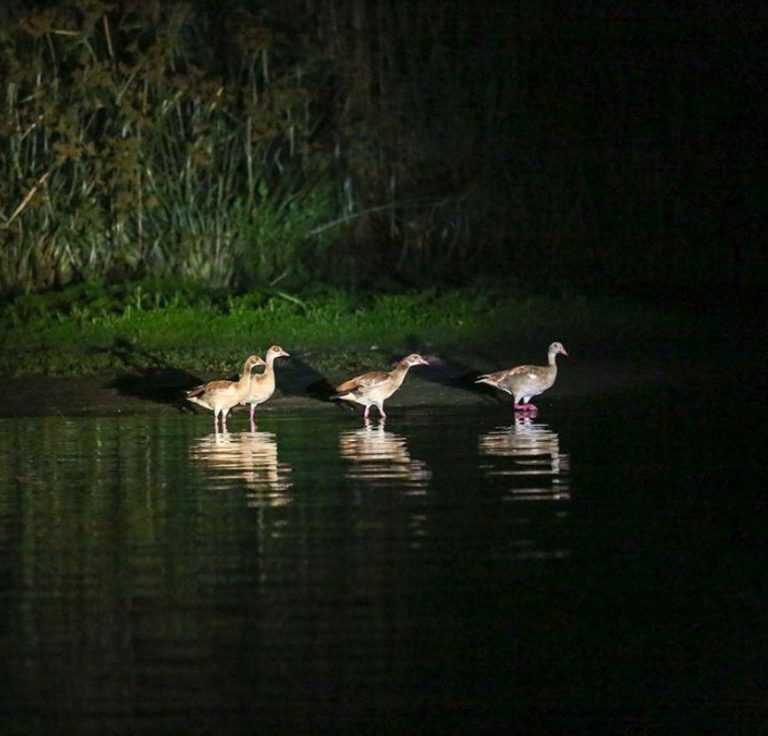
[241,345,290,428]
[475,342,568,412]
[186,354,264,430]
[332,353,429,419]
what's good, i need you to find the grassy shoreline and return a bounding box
[0,280,701,378]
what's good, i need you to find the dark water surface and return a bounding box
[0,395,764,733]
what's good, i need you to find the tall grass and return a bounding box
[0,1,341,295]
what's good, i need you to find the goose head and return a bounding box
[265,345,290,363]
[402,353,429,368]
[246,355,266,371]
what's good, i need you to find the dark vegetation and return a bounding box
[1,0,763,301]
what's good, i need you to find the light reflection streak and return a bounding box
[479,418,571,561]
[339,419,431,492]
[479,418,570,502]
[190,429,293,506]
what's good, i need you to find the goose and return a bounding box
[186,354,264,429]
[475,342,568,411]
[241,345,290,428]
[332,353,429,419]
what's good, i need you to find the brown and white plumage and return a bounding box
[332,353,429,419]
[475,342,568,411]
[241,345,290,428]
[186,354,264,429]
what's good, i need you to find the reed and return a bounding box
[0,0,340,295]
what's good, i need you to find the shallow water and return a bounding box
[0,396,764,733]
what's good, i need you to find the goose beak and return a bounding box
[559,346,569,356]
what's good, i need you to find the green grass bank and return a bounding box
[0,278,705,378]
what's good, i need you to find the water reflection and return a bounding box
[479,418,570,501]
[190,429,293,506]
[339,418,431,492]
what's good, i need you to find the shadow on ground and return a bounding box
[420,351,506,405]
[99,338,203,412]
[100,339,350,414]
[279,353,334,402]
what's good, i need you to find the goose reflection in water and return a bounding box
[339,418,431,491]
[479,417,570,501]
[190,430,293,505]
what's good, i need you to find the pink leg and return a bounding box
[364,405,370,419]
[515,402,537,413]
[249,404,257,430]
[378,405,387,419]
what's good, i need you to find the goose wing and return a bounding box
[335,370,389,395]
[186,379,234,397]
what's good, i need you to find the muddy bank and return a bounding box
[0,351,678,418]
